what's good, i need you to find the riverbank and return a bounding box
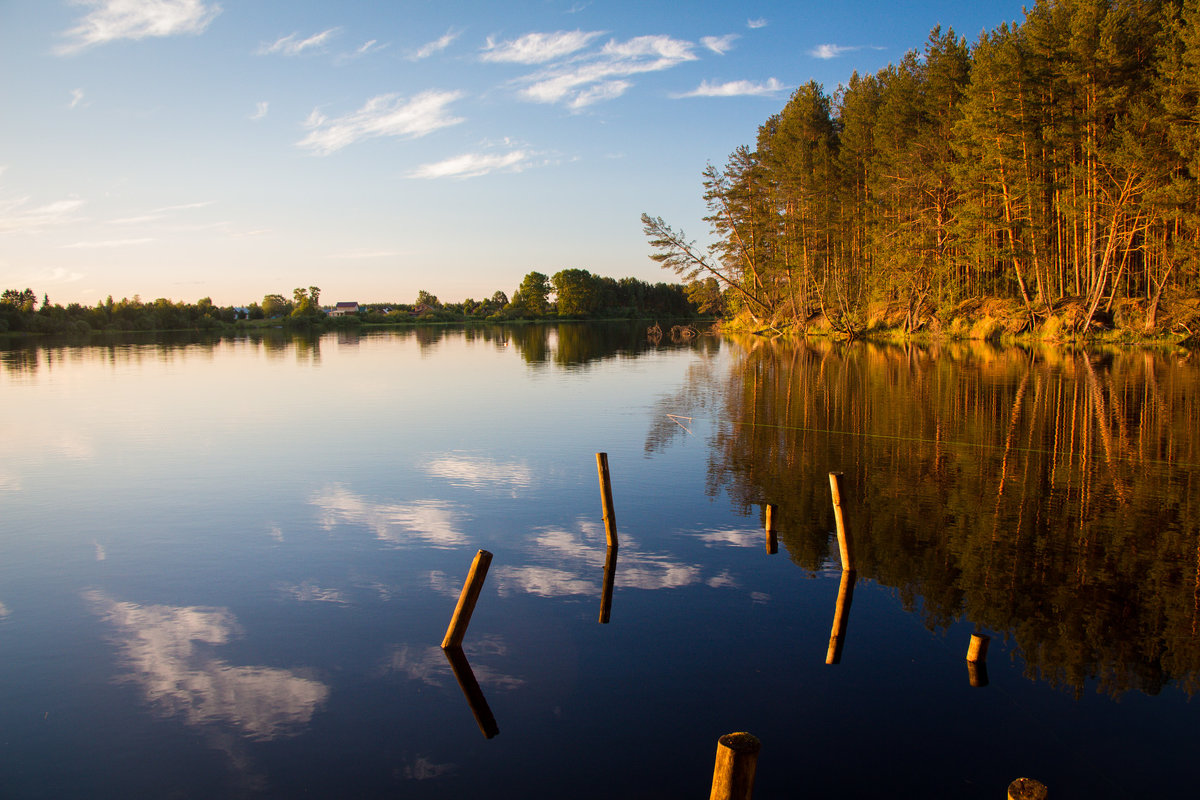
[720,291,1200,349]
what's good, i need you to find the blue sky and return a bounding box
[1,0,1026,306]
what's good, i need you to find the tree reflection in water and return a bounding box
[654,337,1200,698]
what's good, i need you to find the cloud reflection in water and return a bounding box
[423,453,534,495]
[311,483,464,547]
[85,590,329,740]
[493,520,703,597]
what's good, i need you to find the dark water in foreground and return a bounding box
[1,323,1198,798]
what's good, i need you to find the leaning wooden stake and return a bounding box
[441,549,493,649]
[596,452,619,549]
[828,472,854,571]
[764,504,778,555]
[710,732,761,800]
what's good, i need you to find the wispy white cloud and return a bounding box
[514,34,698,109]
[673,78,785,98]
[810,43,859,59]
[409,150,535,180]
[0,197,86,234]
[108,200,213,225]
[251,101,269,120]
[57,0,220,55]
[701,34,738,55]
[63,238,154,248]
[258,28,340,56]
[481,30,605,64]
[68,88,86,109]
[33,267,86,284]
[327,249,401,260]
[410,29,461,60]
[747,18,768,29]
[335,39,389,64]
[297,90,465,155]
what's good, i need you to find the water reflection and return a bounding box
[682,337,1200,698]
[443,646,500,739]
[424,453,534,494]
[826,570,855,665]
[85,590,329,739]
[493,521,703,598]
[311,484,464,548]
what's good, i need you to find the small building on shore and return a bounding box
[329,302,359,317]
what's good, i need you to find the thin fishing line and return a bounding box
[682,416,1199,471]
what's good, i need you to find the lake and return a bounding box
[2,323,1198,798]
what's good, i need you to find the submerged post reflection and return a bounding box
[599,545,618,624]
[826,570,856,665]
[442,646,499,739]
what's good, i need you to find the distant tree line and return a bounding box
[1,269,700,335]
[645,0,1200,336]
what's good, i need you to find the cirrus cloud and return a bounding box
[258,28,340,56]
[297,90,466,155]
[481,29,605,64]
[512,33,698,110]
[673,78,786,98]
[810,43,860,59]
[56,0,221,55]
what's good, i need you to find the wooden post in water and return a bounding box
[599,546,617,624]
[442,645,499,739]
[1007,777,1048,800]
[596,452,619,549]
[441,549,493,649]
[967,633,990,663]
[826,569,856,665]
[764,504,778,555]
[709,732,760,800]
[967,632,991,687]
[828,472,854,571]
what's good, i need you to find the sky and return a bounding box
[1,0,1029,307]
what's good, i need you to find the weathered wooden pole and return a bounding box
[1007,777,1048,800]
[709,732,760,800]
[826,569,856,665]
[967,632,991,687]
[764,504,778,555]
[441,549,493,649]
[828,472,854,571]
[599,546,617,624]
[967,633,990,663]
[596,452,619,549]
[443,645,499,739]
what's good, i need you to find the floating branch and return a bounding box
[666,413,694,434]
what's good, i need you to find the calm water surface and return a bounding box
[1,323,1198,798]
